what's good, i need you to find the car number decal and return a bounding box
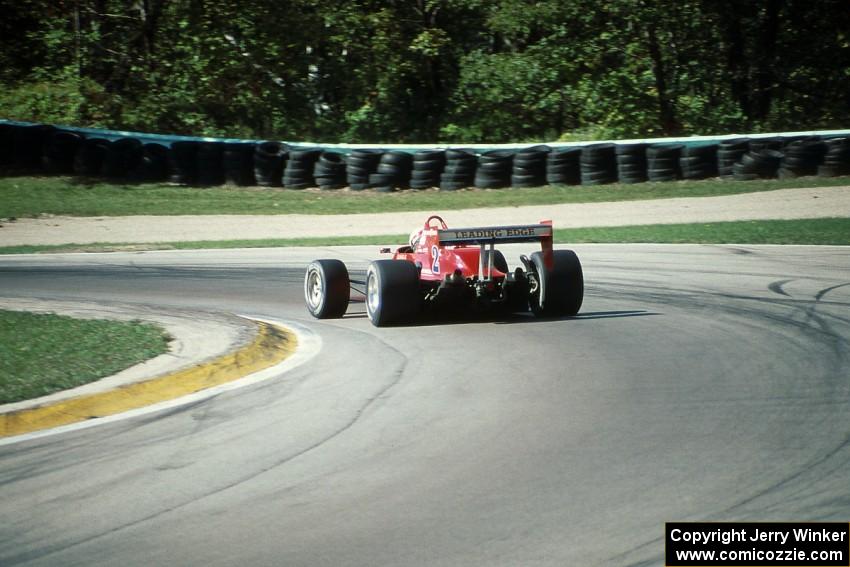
[431,245,441,274]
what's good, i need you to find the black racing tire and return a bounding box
[548,147,582,163]
[345,164,373,178]
[253,141,286,187]
[647,157,678,170]
[512,164,546,176]
[74,138,111,176]
[414,149,446,163]
[42,130,84,174]
[445,148,475,161]
[365,260,420,326]
[380,150,414,167]
[304,259,350,319]
[442,163,476,175]
[477,160,512,173]
[719,138,750,151]
[411,170,441,182]
[546,173,581,185]
[440,172,474,183]
[510,174,546,188]
[439,180,468,191]
[346,150,383,171]
[483,249,509,274]
[197,142,226,186]
[283,180,314,190]
[103,137,143,179]
[128,143,170,182]
[647,168,679,182]
[409,179,437,190]
[369,173,398,190]
[412,158,445,172]
[223,142,256,186]
[529,250,583,317]
[289,148,321,163]
[474,176,510,189]
[580,169,617,181]
[615,154,646,167]
[748,137,783,152]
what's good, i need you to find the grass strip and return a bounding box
[0,310,171,404]
[1,174,848,218]
[1,218,848,255]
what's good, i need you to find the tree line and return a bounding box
[1,0,848,144]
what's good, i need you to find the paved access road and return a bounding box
[1,244,849,566]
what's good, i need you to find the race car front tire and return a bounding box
[305,259,350,318]
[366,260,420,326]
[529,250,583,317]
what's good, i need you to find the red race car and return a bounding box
[304,215,583,326]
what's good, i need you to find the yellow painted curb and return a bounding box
[0,321,296,438]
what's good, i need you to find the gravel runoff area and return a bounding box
[1,186,849,246]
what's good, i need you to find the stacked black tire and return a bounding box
[198,142,226,186]
[253,141,287,187]
[0,124,14,167]
[779,138,827,179]
[345,149,382,191]
[718,139,750,178]
[13,124,57,170]
[74,138,111,176]
[223,142,256,186]
[440,149,476,191]
[511,146,549,188]
[546,147,581,185]
[748,137,784,153]
[284,148,321,189]
[615,144,648,184]
[42,130,84,174]
[314,152,347,189]
[679,144,718,180]
[732,149,783,180]
[475,150,514,189]
[371,150,413,192]
[170,141,200,185]
[819,138,850,177]
[646,144,683,182]
[580,143,617,185]
[103,138,144,179]
[410,150,445,189]
[129,143,170,182]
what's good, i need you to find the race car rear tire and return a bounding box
[366,260,420,326]
[483,249,509,274]
[529,250,583,317]
[305,259,350,318]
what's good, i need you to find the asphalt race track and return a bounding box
[1,244,849,566]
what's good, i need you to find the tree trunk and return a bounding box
[753,0,783,120]
[646,24,680,135]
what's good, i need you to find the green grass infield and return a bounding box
[0,310,171,404]
[1,174,849,218]
[1,218,847,255]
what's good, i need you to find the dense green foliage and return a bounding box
[2,1,848,143]
[0,310,170,403]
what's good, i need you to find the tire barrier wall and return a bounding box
[2,120,850,190]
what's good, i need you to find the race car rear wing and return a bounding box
[436,222,553,246]
[437,220,555,276]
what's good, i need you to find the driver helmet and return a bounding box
[409,228,423,249]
